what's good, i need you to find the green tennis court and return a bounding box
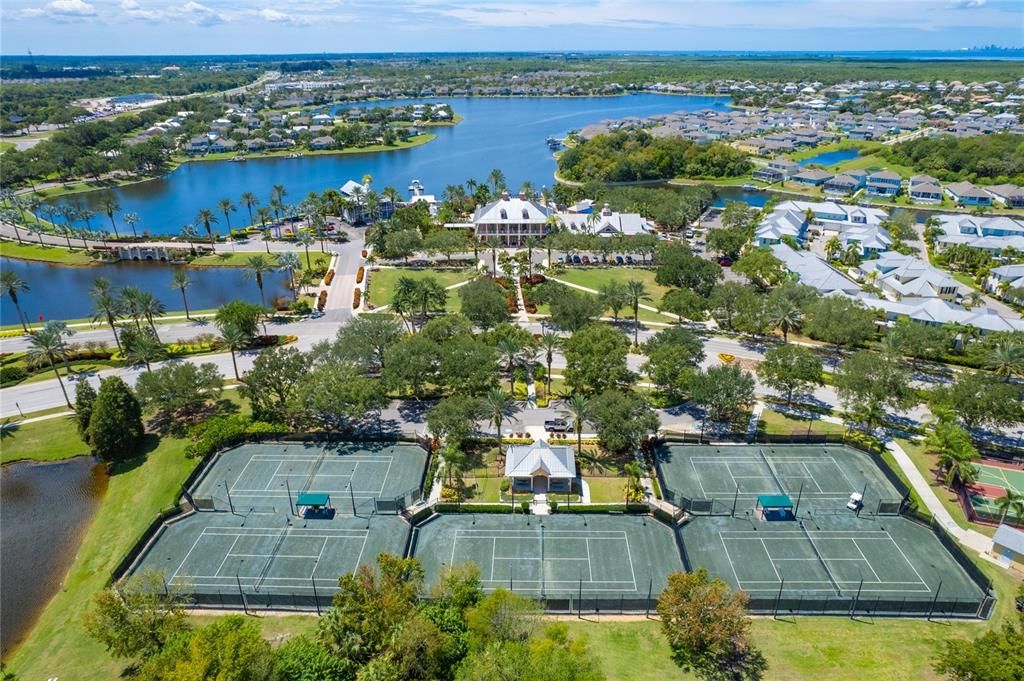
[411,513,683,597]
[657,444,902,514]
[192,441,427,515]
[974,462,1024,495]
[679,513,987,614]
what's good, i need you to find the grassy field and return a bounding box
[183,134,437,163]
[897,437,997,538]
[566,556,1020,681]
[366,267,477,309]
[553,268,671,301]
[0,240,98,265]
[758,408,848,437]
[189,251,332,270]
[0,413,88,464]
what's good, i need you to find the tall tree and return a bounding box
[100,197,121,239]
[0,269,31,333]
[563,393,591,456]
[195,208,218,245]
[244,254,275,305]
[87,376,144,461]
[218,198,237,232]
[538,331,561,397]
[756,344,823,406]
[26,326,72,408]
[483,388,519,452]
[240,191,259,227]
[170,270,191,320]
[624,279,650,347]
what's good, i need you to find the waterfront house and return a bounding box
[865,171,903,197]
[310,136,336,150]
[908,175,943,203]
[208,137,236,153]
[824,173,865,196]
[791,168,834,187]
[753,158,800,183]
[473,192,553,247]
[244,138,265,152]
[339,179,395,224]
[183,135,210,154]
[985,184,1024,209]
[945,181,993,207]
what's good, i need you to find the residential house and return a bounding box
[556,203,653,237]
[862,296,1024,334]
[790,168,834,186]
[753,209,808,246]
[472,192,553,247]
[824,172,865,196]
[857,252,960,301]
[207,137,236,153]
[945,181,994,207]
[183,135,210,154]
[769,244,862,294]
[865,171,903,197]
[985,184,1024,209]
[752,158,799,183]
[309,136,335,150]
[244,138,266,152]
[908,175,943,203]
[339,179,395,224]
[933,215,1024,256]
[986,264,1024,299]
[839,224,893,257]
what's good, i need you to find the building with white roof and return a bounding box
[860,296,1024,334]
[556,203,653,237]
[858,252,961,302]
[505,440,576,493]
[839,224,893,256]
[933,215,1024,256]
[986,264,1024,300]
[472,192,553,247]
[770,244,862,294]
[992,524,1024,572]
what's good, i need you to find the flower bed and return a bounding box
[353,288,361,309]
[323,269,335,286]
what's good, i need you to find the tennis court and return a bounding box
[679,513,989,616]
[974,461,1024,495]
[657,444,903,515]
[191,441,428,516]
[130,511,410,600]
[411,513,683,598]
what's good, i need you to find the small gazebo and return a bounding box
[505,439,577,493]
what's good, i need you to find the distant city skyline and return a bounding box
[1,0,1022,56]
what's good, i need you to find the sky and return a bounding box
[0,0,1022,56]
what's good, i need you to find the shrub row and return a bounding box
[558,503,648,514]
[317,290,328,311]
[323,269,335,286]
[0,365,27,385]
[356,266,365,284]
[353,288,362,309]
[434,503,515,514]
[185,414,279,459]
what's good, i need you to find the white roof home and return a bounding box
[505,440,576,480]
[755,210,807,246]
[556,203,653,237]
[770,244,862,294]
[860,296,1024,333]
[858,252,961,300]
[775,200,888,226]
[987,264,1024,296]
[839,224,893,255]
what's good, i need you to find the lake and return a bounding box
[0,456,108,659]
[798,148,861,167]
[0,259,292,325]
[45,94,731,236]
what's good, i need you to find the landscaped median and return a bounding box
[0,239,99,266]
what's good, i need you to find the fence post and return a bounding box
[236,573,247,615]
[927,580,943,621]
[312,576,321,615]
[774,577,785,619]
[850,578,863,619]
[646,578,653,618]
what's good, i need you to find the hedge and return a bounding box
[558,503,648,514]
[434,503,514,513]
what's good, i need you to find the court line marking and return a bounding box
[800,463,824,493]
[719,534,744,588]
[760,538,782,581]
[212,536,241,578]
[851,539,882,583]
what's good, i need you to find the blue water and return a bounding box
[44,95,730,236]
[799,149,860,167]
[0,258,291,324]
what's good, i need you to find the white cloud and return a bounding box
[949,0,986,8]
[179,0,225,26]
[45,0,96,16]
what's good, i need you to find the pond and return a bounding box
[0,456,108,659]
[44,94,731,236]
[798,148,861,168]
[0,258,292,325]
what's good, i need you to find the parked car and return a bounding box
[625,255,634,264]
[571,255,582,264]
[557,256,565,263]
[615,255,625,265]
[717,257,733,267]
[544,418,571,432]
[685,229,695,238]
[581,256,590,264]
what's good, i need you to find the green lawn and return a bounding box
[0,413,87,464]
[0,141,15,153]
[759,408,847,437]
[183,134,437,163]
[566,558,1021,681]
[0,240,98,265]
[554,268,670,301]
[189,251,331,271]
[582,476,630,503]
[366,268,476,308]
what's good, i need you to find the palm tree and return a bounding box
[240,192,259,227]
[487,168,506,197]
[90,288,124,352]
[171,270,191,319]
[218,198,237,233]
[219,323,251,380]
[26,327,72,408]
[124,332,163,373]
[0,270,31,333]
[78,208,96,232]
[768,298,803,343]
[483,388,519,453]
[564,394,591,457]
[119,285,145,331]
[986,341,1024,381]
[497,336,525,391]
[623,461,643,504]
[523,236,539,276]
[486,236,501,274]
[994,490,1024,525]
[195,209,218,245]
[277,252,300,299]
[539,331,561,397]
[296,231,315,270]
[624,280,649,347]
[100,197,120,239]
[271,183,287,208]
[180,224,199,253]
[824,236,842,261]
[124,212,140,239]
[136,291,165,341]
[244,254,274,305]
